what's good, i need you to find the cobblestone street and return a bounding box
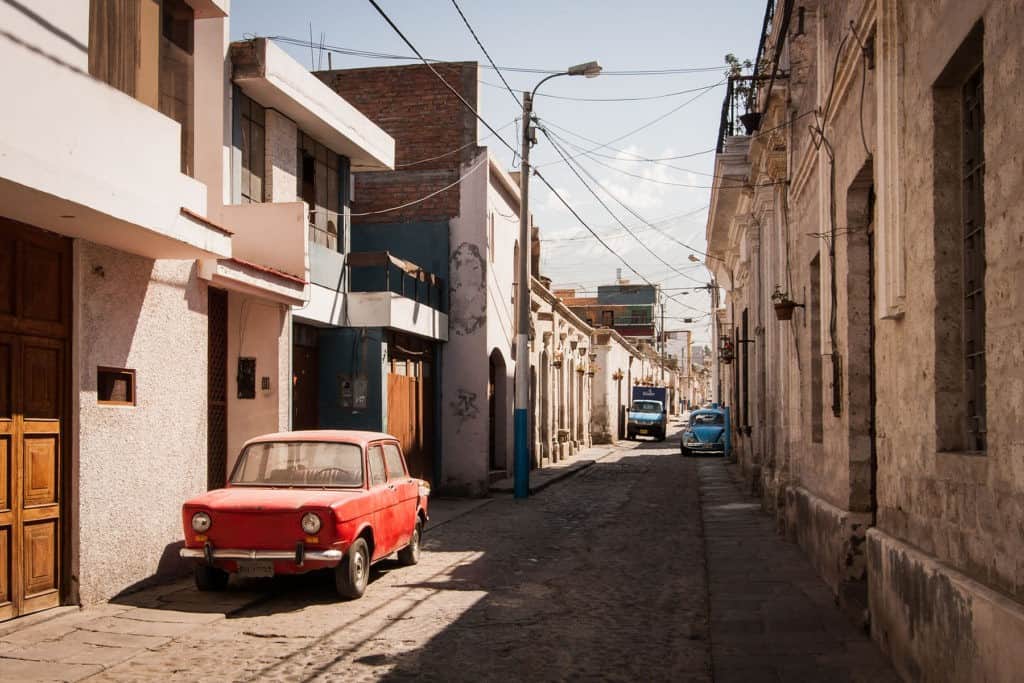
[0,427,896,682]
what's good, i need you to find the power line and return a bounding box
[364,0,518,158]
[542,128,715,265]
[533,80,724,170]
[265,35,725,76]
[480,78,724,102]
[351,155,488,216]
[449,1,520,107]
[538,132,709,310]
[396,119,515,168]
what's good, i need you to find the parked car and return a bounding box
[179,430,430,599]
[627,386,668,441]
[679,408,727,456]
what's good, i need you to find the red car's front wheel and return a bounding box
[335,538,369,600]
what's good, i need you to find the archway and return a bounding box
[488,349,508,471]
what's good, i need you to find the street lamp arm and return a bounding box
[530,72,569,101]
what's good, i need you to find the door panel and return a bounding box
[0,220,69,622]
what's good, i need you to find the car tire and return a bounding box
[397,519,422,566]
[335,537,370,600]
[680,446,691,457]
[194,565,229,592]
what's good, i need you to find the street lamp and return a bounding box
[514,60,602,500]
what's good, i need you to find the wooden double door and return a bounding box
[0,220,70,620]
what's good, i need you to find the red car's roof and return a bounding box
[242,430,398,449]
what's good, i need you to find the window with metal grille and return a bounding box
[961,65,986,451]
[933,22,985,454]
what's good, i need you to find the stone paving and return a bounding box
[0,430,899,682]
[698,460,898,683]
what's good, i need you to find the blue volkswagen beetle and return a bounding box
[680,408,727,456]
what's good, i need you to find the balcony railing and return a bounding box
[346,251,446,312]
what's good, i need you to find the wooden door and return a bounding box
[0,220,69,621]
[292,323,319,431]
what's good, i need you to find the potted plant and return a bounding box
[719,337,735,364]
[771,286,804,321]
[551,351,563,368]
[725,54,761,134]
[612,369,624,381]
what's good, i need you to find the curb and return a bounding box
[490,446,623,495]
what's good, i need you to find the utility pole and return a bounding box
[513,90,533,500]
[513,61,602,499]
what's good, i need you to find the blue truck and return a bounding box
[626,386,668,441]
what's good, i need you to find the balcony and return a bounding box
[231,38,394,171]
[0,12,229,259]
[198,202,309,305]
[298,248,447,342]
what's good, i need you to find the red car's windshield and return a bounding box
[230,441,364,487]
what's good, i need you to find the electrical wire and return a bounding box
[539,129,710,302]
[533,80,725,170]
[533,169,707,316]
[450,0,520,107]
[351,156,488,216]
[396,119,516,168]
[480,78,724,102]
[543,129,715,260]
[266,35,725,76]
[364,0,518,158]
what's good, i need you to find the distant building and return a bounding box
[557,282,661,345]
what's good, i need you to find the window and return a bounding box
[97,367,135,405]
[230,441,363,487]
[299,133,350,251]
[237,92,266,203]
[934,24,985,453]
[368,446,387,486]
[383,444,406,479]
[601,310,614,327]
[809,253,823,443]
[88,0,193,174]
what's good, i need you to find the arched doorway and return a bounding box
[529,365,537,468]
[540,351,550,462]
[488,349,508,471]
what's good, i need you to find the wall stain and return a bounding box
[450,242,486,336]
[451,389,479,423]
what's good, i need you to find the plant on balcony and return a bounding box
[771,285,804,321]
[719,336,735,364]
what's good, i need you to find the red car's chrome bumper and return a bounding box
[179,547,343,562]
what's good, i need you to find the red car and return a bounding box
[179,430,430,599]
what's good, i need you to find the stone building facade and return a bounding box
[707,1,1024,680]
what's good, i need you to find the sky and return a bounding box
[229,0,766,346]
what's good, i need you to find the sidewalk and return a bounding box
[0,495,493,682]
[697,459,898,682]
[488,442,621,494]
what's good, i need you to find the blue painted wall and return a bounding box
[597,284,658,305]
[351,221,450,311]
[317,327,387,432]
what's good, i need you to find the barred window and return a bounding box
[961,65,986,451]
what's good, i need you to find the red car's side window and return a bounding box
[382,444,406,480]
[367,446,387,487]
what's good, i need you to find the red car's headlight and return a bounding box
[191,511,212,533]
[301,512,322,535]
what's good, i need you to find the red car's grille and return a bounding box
[204,510,330,549]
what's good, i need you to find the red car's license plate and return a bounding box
[237,561,274,578]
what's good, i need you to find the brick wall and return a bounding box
[317,62,482,223]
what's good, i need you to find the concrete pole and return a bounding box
[513,91,533,499]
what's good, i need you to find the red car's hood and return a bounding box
[184,486,363,512]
